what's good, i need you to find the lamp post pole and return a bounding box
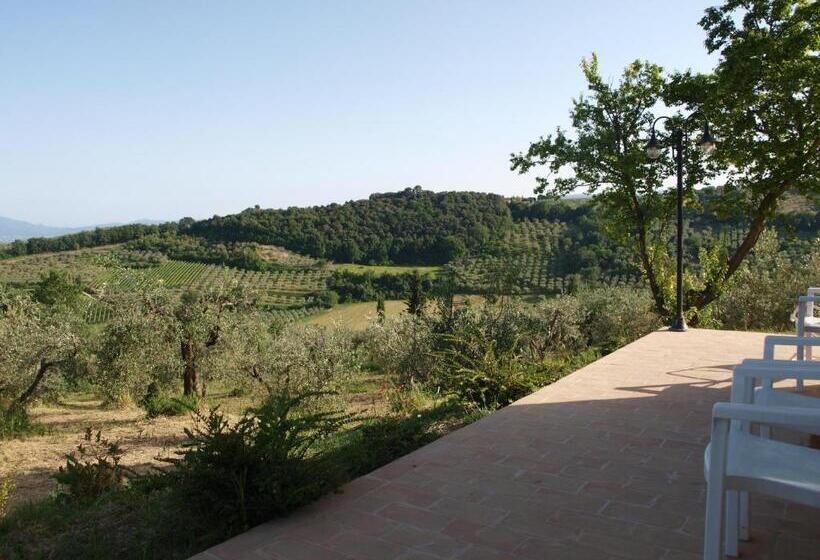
[672,129,686,331]
[645,116,715,332]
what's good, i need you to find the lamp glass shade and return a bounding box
[645,132,662,160]
[697,124,717,155]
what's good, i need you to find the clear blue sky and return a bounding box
[1,1,717,226]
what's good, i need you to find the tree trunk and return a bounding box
[16,360,53,407]
[627,188,669,318]
[690,184,788,319]
[181,340,198,396]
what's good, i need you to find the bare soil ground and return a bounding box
[0,397,192,511]
[0,378,388,514]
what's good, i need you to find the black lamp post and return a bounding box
[645,116,716,332]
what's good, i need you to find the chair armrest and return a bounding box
[737,359,820,378]
[713,402,820,432]
[764,336,820,359]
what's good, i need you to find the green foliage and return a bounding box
[318,290,339,308]
[141,390,199,419]
[578,288,663,353]
[221,320,359,402]
[0,290,88,410]
[0,406,39,440]
[405,270,427,316]
[160,392,356,534]
[363,314,437,385]
[328,269,433,303]
[32,270,84,307]
[189,188,512,265]
[53,428,130,503]
[511,55,696,318]
[435,338,555,409]
[707,232,820,331]
[514,0,818,320]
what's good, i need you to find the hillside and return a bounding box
[0,216,165,243]
[1,188,816,307]
[188,187,512,265]
[0,216,79,242]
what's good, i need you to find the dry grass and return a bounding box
[0,376,389,515]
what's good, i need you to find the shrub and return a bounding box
[579,287,661,353]
[362,314,436,385]
[160,392,356,534]
[221,320,359,404]
[0,405,36,440]
[526,296,587,355]
[141,390,199,418]
[708,233,820,332]
[53,428,130,503]
[434,336,557,409]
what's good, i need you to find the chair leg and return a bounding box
[705,420,729,560]
[705,477,725,560]
[739,491,750,541]
[725,491,739,557]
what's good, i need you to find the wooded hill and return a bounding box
[1,188,816,287]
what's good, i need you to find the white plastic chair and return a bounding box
[720,338,820,555]
[704,402,820,560]
[794,288,820,363]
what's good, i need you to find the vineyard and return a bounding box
[0,246,330,324]
[450,219,642,294]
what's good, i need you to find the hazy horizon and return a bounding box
[3,1,717,227]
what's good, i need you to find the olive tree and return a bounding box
[96,278,250,402]
[0,287,87,410]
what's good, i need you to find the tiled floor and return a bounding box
[194,329,820,560]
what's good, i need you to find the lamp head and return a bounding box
[645,130,662,160]
[698,123,717,155]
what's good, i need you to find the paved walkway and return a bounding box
[195,329,820,560]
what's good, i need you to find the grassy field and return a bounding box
[305,295,487,330]
[329,263,440,276]
[305,299,407,329]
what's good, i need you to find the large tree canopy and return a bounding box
[511,55,707,317]
[513,0,818,321]
[666,0,819,309]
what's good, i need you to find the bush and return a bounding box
[160,392,356,534]
[0,406,36,440]
[579,287,661,353]
[53,428,130,503]
[141,391,199,419]
[708,233,820,331]
[433,332,555,409]
[526,296,587,355]
[362,314,436,385]
[220,320,359,403]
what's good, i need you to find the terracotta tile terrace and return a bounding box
[194,329,820,560]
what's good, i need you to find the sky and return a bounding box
[1,1,719,227]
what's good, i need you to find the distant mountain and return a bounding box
[0,216,163,242]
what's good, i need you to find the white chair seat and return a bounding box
[706,432,820,509]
